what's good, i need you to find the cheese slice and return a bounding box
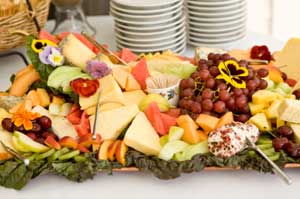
[123,90,146,106]
[278,99,300,123]
[290,123,300,144]
[125,74,141,91]
[124,112,161,156]
[61,34,96,70]
[0,130,14,160]
[99,74,125,105]
[112,67,129,89]
[90,104,139,140]
[275,38,300,80]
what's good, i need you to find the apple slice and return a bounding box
[12,136,30,152]
[14,131,49,153]
[98,140,114,160]
[168,126,184,142]
[115,141,128,166]
[107,140,121,161]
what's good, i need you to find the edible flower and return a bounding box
[216,60,248,88]
[11,105,40,131]
[31,39,57,53]
[39,46,64,67]
[86,60,111,79]
[250,45,273,62]
[70,78,99,97]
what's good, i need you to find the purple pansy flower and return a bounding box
[86,60,112,79]
[39,46,64,67]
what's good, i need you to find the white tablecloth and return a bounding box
[1,16,297,199]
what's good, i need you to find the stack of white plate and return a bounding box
[110,0,186,54]
[186,0,247,47]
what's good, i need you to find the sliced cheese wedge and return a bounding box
[90,104,139,140]
[112,67,129,89]
[99,74,125,105]
[123,90,146,106]
[124,112,161,156]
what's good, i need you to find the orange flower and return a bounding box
[11,105,40,130]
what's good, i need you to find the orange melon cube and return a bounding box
[216,112,234,129]
[196,114,219,132]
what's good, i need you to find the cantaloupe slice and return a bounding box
[216,112,233,129]
[112,67,129,89]
[196,114,219,132]
[36,88,50,107]
[125,74,141,91]
[176,115,202,144]
[26,90,40,107]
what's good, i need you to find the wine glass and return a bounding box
[51,0,96,35]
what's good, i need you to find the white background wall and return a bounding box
[247,0,300,42]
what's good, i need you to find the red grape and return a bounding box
[213,54,221,61]
[205,78,216,89]
[199,59,207,65]
[199,69,210,81]
[277,125,293,138]
[236,114,249,123]
[281,72,287,81]
[219,90,230,101]
[233,88,243,96]
[213,101,226,113]
[31,123,42,134]
[244,69,254,80]
[221,53,231,60]
[185,78,195,88]
[14,125,25,133]
[209,66,220,77]
[181,88,194,98]
[293,90,300,99]
[242,88,249,96]
[207,53,215,60]
[179,99,193,109]
[37,116,52,130]
[191,102,202,114]
[239,104,250,113]
[246,80,257,91]
[284,142,300,157]
[226,98,235,110]
[257,68,269,78]
[217,83,227,90]
[207,60,214,67]
[202,88,214,99]
[1,118,14,132]
[235,95,248,108]
[259,79,268,89]
[202,99,213,111]
[238,60,248,68]
[272,137,289,152]
[195,95,202,103]
[191,71,200,80]
[27,132,37,141]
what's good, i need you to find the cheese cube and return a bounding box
[278,99,300,123]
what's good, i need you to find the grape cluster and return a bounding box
[1,116,57,144]
[179,53,269,120]
[272,125,300,157]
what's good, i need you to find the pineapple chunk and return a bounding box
[248,103,268,115]
[248,113,271,131]
[276,119,285,128]
[265,100,282,119]
[252,90,278,105]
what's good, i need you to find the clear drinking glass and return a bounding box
[51,0,96,35]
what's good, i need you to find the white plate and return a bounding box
[187,0,246,11]
[187,0,242,7]
[116,24,185,43]
[117,38,186,52]
[187,10,246,23]
[115,22,185,37]
[110,0,182,15]
[188,16,247,27]
[115,15,185,31]
[188,20,246,32]
[110,4,182,21]
[187,5,246,17]
[188,32,245,43]
[116,31,186,48]
[113,0,180,8]
[187,38,242,48]
[112,11,182,25]
[189,28,246,38]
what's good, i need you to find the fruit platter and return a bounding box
[1,30,300,190]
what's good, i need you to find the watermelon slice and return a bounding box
[131,58,149,90]
[144,102,167,136]
[160,113,177,133]
[74,111,91,137]
[39,29,59,44]
[120,48,138,63]
[57,32,100,54]
[66,104,82,125]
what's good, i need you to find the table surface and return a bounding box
[0,16,298,199]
